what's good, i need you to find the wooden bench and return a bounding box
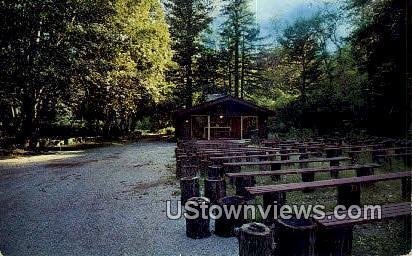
[223,157,350,179]
[375,153,412,166]
[315,202,411,255]
[245,171,411,217]
[226,164,381,196]
[347,147,411,163]
[210,152,320,164]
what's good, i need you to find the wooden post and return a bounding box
[337,184,361,207]
[215,196,246,237]
[207,115,211,140]
[227,165,241,185]
[403,215,411,253]
[299,153,309,168]
[181,165,198,178]
[270,163,281,181]
[301,172,315,193]
[240,116,243,140]
[276,216,316,256]
[235,176,256,199]
[316,226,354,256]
[348,151,358,164]
[280,148,289,160]
[185,197,211,239]
[402,177,411,201]
[207,165,223,178]
[262,192,286,224]
[330,160,340,178]
[204,177,226,204]
[180,176,200,206]
[356,167,374,177]
[235,222,274,256]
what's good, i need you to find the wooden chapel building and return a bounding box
[175,95,275,140]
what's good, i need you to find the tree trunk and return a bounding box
[240,37,245,99]
[21,89,38,149]
[186,57,193,108]
[234,23,240,97]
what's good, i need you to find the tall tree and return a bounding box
[278,18,323,103]
[0,0,114,146]
[348,0,408,135]
[165,0,213,107]
[0,0,173,143]
[220,0,260,98]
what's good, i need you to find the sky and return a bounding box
[211,0,348,46]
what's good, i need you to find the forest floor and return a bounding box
[0,141,410,255]
[0,141,237,256]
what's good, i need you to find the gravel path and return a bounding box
[0,141,237,256]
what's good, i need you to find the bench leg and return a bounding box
[403,215,412,253]
[337,184,361,208]
[356,167,374,177]
[235,177,256,200]
[348,152,358,164]
[356,167,374,187]
[263,192,286,224]
[271,163,281,181]
[301,172,315,193]
[316,226,353,256]
[402,177,411,202]
[330,160,340,178]
[280,155,289,161]
[404,155,412,167]
[227,166,241,185]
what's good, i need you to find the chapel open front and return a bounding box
[175,95,274,140]
[190,115,258,140]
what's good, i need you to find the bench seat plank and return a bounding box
[245,171,411,195]
[316,202,411,228]
[226,164,381,178]
[223,157,349,167]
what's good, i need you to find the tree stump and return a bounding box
[185,197,211,239]
[215,195,246,237]
[235,222,274,256]
[176,154,189,178]
[181,165,198,178]
[200,159,210,176]
[277,216,316,256]
[204,177,226,204]
[176,159,182,178]
[208,165,223,178]
[180,176,200,205]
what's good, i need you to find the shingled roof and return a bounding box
[175,95,275,118]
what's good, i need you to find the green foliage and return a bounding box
[165,0,213,107]
[348,0,408,135]
[1,0,173,143]
[220,0,261,98]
